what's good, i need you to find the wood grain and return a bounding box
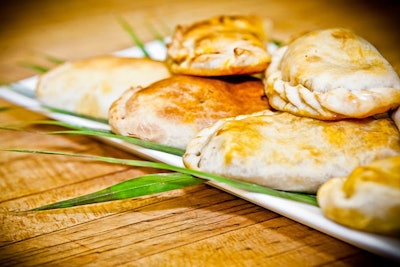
[0,0,399,266]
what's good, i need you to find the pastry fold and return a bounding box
[167,15,271,76]
[265,28,400,120]
[183,110,400,193]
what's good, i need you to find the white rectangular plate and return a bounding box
[1,40,399,261]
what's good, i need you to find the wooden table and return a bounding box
[1,1,399,266]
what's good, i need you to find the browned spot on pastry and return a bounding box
[109,75,271,148]
[305,55,321,62]
[331,28,355,41]
[167,15,271,76]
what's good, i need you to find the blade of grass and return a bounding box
[30,173,203,211]
[1,120,186,156]
[43,106,109,123]
[4,149,318,206]
[271,39,283,47]
[51,129,185,156]
[145,21,166,43]
[2,120,108,132]
[19,62,49,73]
[117,16,151,58]
[41,53,65,64]
[19,54,65,74]
[0,106,15,112]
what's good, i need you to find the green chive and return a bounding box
[4,149,318,207]
[43,106,109,123]
[42,53,65,65]
[117,16,151,58]
[30,173,203,211]
[271,39,283,47]
[1,120,186,156]
[19,62,49,73]
[0,106,15,112]
[145,21,166,43]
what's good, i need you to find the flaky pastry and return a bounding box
[36,55,170,119]
[265,28,400,120]
[109,75,270,149]
[183,110,400,193]
[317,156,400,236]
[167,15,271,76]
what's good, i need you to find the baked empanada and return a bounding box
[183,110,400,193]
[317,156,400,236]
[109,75,270,149]
[36,55,171,119]
[265,28,400,120]
[167,15,271,76]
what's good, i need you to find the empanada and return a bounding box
[36,55,171,119]
[317,156,400,236]
[183,110,400,193]
[109,75,270,149]
[167,15,271,76]
[265,28,400,120]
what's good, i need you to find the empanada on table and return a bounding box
[317,156,400,236]
[109,75,270,149]
[167,15,271,76]
[36,55,171,120]
[183,110,400,194]
[265,28,400,120]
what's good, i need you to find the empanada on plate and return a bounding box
[183,110,400,193]
[265,28,400,120]
[167,15,271,76]
[109,75,270,149]
[317,156,400,236]
[36,55,171,119]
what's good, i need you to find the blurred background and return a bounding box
[1,0,399,83]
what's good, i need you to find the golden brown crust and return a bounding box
[36,55,171,119]
[109,75,270,149]
[166,15,271,76]
[265,28,400,120]
[183,110,400,193]
[317,156,400,236]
